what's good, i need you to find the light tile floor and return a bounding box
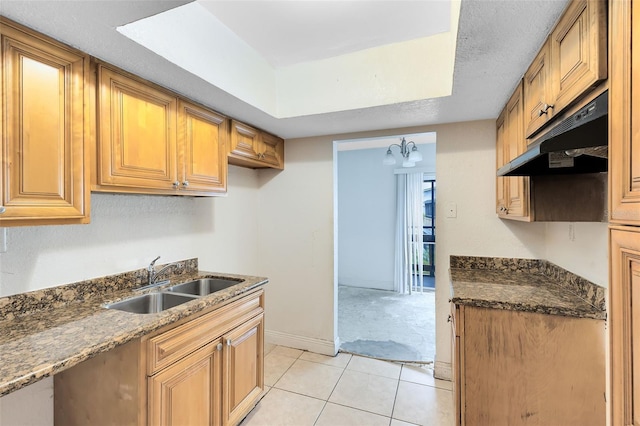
[241,344,454,426]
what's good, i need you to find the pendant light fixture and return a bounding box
[383,137,422,167]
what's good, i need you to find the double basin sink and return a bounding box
[105,278,242,314]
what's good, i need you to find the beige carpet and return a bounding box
[338,285,435,363]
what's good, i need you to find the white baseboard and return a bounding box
[434,361,452,381]
[265,329,339,356]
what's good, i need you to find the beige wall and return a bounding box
[256,118,607,379]
[257,137,338,353]
[545,222,608,286]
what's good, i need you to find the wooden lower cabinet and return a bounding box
[223,314,264,426]
[54,289,264,426]
[452,304,605,425]
[610,226,640,426]
[149,340,223,426]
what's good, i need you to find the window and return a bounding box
[423,178,436,277]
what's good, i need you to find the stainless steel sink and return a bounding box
[166,278,242,296]
[105,292,198,314]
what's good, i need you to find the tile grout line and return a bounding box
[313,353,352,425]
[324,400,394,421]
[328,356,401,420]
[267,348,303,389]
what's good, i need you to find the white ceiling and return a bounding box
[116,1,459,118]
[199,0,451,68]
[0,0,569,139]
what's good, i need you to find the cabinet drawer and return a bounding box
[147,290,263,375]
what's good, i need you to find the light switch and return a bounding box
[446,202,457,218]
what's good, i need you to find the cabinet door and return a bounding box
[550,0,606,114]
[229,120,260,161]
[523,40,554,138]
[504,83,531,220]
[1,22,89,225]
[610,0,640,225]
[495,110,508,216]
[97,65,178,191]
[179,101,228,194]
[149,340,223,426]
[610,226,640,426]
[463,306,604,425]
[223,314,264,426]
[259,132,284,170]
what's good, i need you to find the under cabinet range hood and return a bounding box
[497,90,608,177]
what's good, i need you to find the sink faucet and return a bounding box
[147,256,180,287]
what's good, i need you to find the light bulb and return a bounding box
[383,149,396,165]
[402,157,415,168]
[409,147,422,162]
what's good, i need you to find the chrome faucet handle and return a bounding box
[148,256,161,271]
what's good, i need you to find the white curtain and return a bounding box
[394,172,424,294]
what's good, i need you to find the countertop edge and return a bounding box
[450,296,607,321]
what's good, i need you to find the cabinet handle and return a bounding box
[216,343,223,351]
[0,206,5,214]
[172,181,180,188]
[537,103,555,116]
[227,339,232,346]
[447,315,452,323]
[182,181,189,187]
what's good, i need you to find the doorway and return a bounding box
[335,133,436,363]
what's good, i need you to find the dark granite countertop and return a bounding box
[0,259,267,396]
[450,256,605,320]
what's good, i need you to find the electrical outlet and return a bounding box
[568,223,575,242]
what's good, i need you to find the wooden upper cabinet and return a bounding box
[610,0,640,225]
[229,121,261,161]
[259,132,285,169]
[550,0,607,115]
[495,110,508,215]
[504,83,529,219]
[179,101,228,194]
[523,40,554,138]
[496,82,531,221]
[522,0,606,139]
[229,120,284,170]
[95,64,228,196]
[0,18,90,226]
[96,65,178,192]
